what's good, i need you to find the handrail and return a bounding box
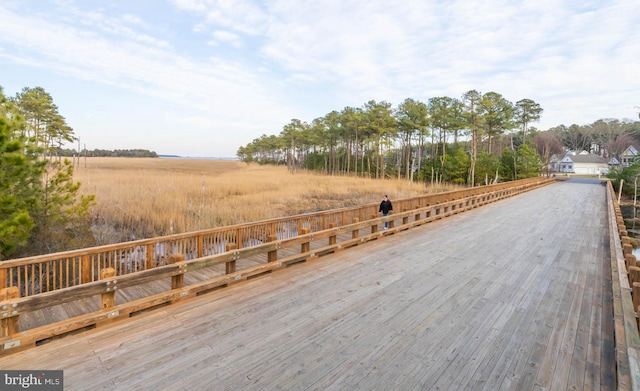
[0,177,550,297]
[0,177,553,355]
[604,179,640,390]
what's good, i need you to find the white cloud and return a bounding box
[0,0,639,156]
[0,4,287,110]
[209,30,242,47]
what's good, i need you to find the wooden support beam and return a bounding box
[268,234,278,262]
[300,228,310,253]
[225,244,238,274]
[329,223,337,246]
[170,254,185,290]
[0,286,20,337]
[100,268,116,310]
[352,218,359,239]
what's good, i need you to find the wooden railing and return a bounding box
[0,177,553,355]
[604,179,640,390]
[0,177,550,297]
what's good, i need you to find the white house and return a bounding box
[552,150,609,175]
[620,145,638,168]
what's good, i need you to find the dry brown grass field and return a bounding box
[73,157,459,245]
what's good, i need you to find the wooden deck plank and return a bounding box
[0,179,617,390]
[509,260,574,391]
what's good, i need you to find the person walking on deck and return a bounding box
[379,195,393,229]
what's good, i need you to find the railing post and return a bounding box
[100,268,116,310]
[146,243,155,269]
[627,254,637,271]
[237,228,243,249]
[634,282,640,316]
[371,214,378,234]
[225,244,238,274]
[0,267,6,290]
[197,234,204,258]
[268,234,278,262]
[81,254,91,284]
[300,228,310,253]
[329,223,337,245]
[414,207,420,223]
[0,286,20,337]
[169,254,185,290]
[620,226,628,238]
[629,266,640,286]
[402,208,409,225]
[352,218,359,239]
[388,214,394,229]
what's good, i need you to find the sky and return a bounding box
[1,1,639,158]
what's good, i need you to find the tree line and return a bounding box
[237,91,640,185]
[2,84,639,259]
[0,86,95,260]
[56,148,158,158]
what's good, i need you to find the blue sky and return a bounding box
[1,0,638,157]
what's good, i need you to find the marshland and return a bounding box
[73,157,460,245]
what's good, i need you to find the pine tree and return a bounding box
[1,85,96,258]
[0,87,41,259]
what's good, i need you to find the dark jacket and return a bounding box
[379,199,393,214]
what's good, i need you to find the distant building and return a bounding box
[620,145,638,168]
[549,150,609,175]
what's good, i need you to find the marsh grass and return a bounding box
[74,157,459,244]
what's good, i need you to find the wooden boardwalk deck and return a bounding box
[0,178,616,390]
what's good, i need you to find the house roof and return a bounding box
[622,145,639,156]
[570,153,608,164]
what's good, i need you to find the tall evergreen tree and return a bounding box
[340,106,364,175]
[1,85,95,258]
[11,87,76,153]
[395,98,429,181]
[462,90,484,186]
[0,87,41,259]
[363,100,396,179]
[481,92,514,154]
[30,158,95,254]
[514,98,543,145]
